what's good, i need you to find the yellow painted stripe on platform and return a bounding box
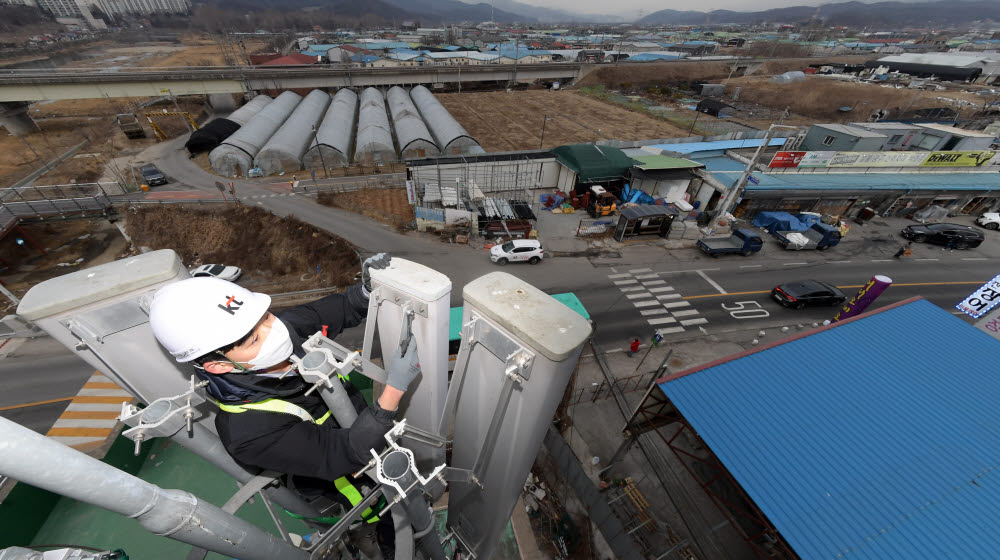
[83,382,122,390]
[60,410,121,420]
[70,396,132,404]
[0,397,74,412]
[46,427,112,438]
[70,440,106,453]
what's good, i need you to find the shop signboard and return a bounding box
[956,273,1000,319]
[797,151,837,167]
[768,151,807,168]
[920,151,997,168]
[826,151,930,168]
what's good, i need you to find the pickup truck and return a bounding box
[697,229,763,257]
[773,223,841,251]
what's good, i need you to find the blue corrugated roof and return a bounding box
[698,155,1000,191]
[658,298,1000,559]
[649,138,787,155]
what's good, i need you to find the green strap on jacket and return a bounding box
[215,398,378,523]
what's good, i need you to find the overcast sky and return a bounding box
[504,0,899,18]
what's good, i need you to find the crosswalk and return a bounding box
[610,268,708,336]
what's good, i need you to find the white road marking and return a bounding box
[962,258,988,261]
[608,273,631,279]
[656,326,686,335]
[680,318,709,326]
[915,258,940,261]
[740,264,762,269]
[640,309,671,316]
[614,279,639,285]
[656,293,682,300]
[626,293,652,299]
[610,267,618,273]
[662,301,692,309]
[783,262,808,266]
[670,309,700,317]
[871,259,893,263]
[648,286,675,293]
[647,317,678,325]
[828,260,851,264]
[697,270,727,294]
[619,286,644,292]
[633,300,661,308]
[642,280,667,286]
[657,268,722,274]
[629,268,652,273]
[635,274,660,280]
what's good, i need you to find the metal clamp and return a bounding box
[119,376,208,455]
[290,347,360,396]
[371,286,429,319]
[301,330,388,385]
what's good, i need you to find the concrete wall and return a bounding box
[408,156,558,195]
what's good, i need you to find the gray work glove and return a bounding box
[386,336,420,392]
[362,253,391,292]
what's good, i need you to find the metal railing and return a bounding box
[568,370,659,406]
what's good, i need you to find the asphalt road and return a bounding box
[0,340,95,434]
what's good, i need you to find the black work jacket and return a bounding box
[212,285,396,481]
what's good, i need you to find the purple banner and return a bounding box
[833,275,892,322]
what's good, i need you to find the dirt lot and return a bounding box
[0,218,128,315]
[436,90,690,151]
[124,205,360,293]
[724,75,990,121]
[317,188,414,231]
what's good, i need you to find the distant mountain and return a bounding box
[475,0,619,24]
[379,0,534,23]
[640,0,1000,26]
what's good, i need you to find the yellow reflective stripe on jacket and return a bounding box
[334,476,379,523]
[214,399,377,523]
[217,399,314,423]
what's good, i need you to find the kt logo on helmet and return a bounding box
[218,295,244,315]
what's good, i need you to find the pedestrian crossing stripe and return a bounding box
[611,272,709,335]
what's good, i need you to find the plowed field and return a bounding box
[435,90,689,151]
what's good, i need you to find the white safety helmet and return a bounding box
[149,277,271,363]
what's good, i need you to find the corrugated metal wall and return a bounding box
[303,88,358,168]
[209,91,302,177]
[410,85,483,156]
[354,88,396,165]
[254,89,331,175]
[387,86,439,160]
[226,95,272,127]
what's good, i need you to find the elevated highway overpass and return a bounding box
[0,63,592,102]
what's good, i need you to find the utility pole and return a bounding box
[311,124,328,179]
[704,123,800,235]
[539,114,548,149]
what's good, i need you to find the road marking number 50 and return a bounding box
[722,301,770,319]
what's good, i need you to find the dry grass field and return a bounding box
[436,90,691,151]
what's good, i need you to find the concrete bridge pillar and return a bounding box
[0,102,39,135]
[207,93,237,113]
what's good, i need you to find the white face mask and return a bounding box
[247,318,294,371]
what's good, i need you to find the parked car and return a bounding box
[772,223,842,251]
[191,264,242,281]
[490,239,543,265]
[139,164,168,186]
[772,280,846,309]
[900,223,984,249]
[975,212,1000,231]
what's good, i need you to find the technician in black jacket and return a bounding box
[148,253,420,524]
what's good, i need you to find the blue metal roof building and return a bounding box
[648,138,788,158]
[649,298,1000,558]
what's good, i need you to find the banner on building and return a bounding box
[956,273,1000,319]
[768,151,807,168]
[974,305,1000,342]
[797,151,837,168]
[920,151,997,168]
[827,151,931,168]
[405,180,416,204]
[832,275,893,322]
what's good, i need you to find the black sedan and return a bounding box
[772,280,846,309]
[140,164,168,186]
[900,223,983,249]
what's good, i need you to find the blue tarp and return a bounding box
[797,213,822,228]
[752,211,803,233]
[620,184,655,205]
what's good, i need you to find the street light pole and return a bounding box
[704,123,800,235]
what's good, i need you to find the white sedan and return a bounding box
[191,264,243,281]
[490,240,544,265]
[975,212,1000,231]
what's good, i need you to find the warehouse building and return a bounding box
[866,53,1000,84]
[632,298,1000,559]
